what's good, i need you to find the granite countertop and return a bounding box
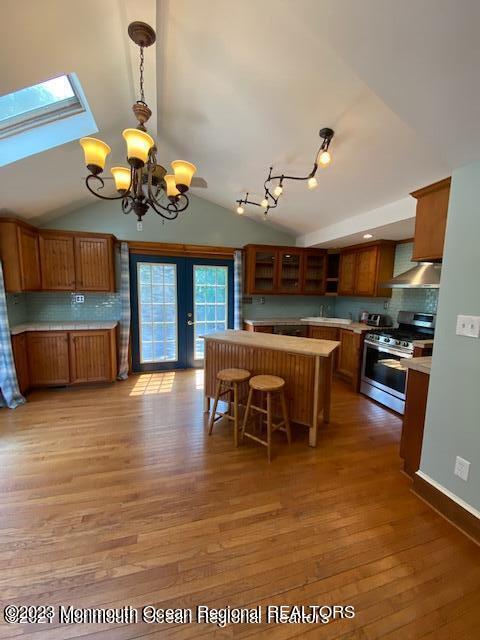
[243,318,378,334]
[10,321,118,336]
[402,356,432,375]
[203,329,339,357]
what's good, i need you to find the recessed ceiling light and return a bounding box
[363,233,373,239]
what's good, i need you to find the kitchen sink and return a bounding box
[301,317,352,325]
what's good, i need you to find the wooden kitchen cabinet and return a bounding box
[243,245,326,295]
[74,236,115,291]
[69,330,117,383]
[0,218,116,293]
[308,326,339,370]
[277,249,303,293]
[338,241,395,298]
[337,329,363,390]
[337,250,356,296]
[400,369,430,477]
[11,333,30,394]
[243,323,274,333]
[39,232,75,290]
[303,251,327,294]
[411,178,450,262]
[27,332,70,386]
[0,219,41,292]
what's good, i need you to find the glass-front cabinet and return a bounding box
[244,245,327,295]
[277,249,303,293]
[249,247,277,293]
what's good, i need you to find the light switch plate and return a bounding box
[454,456,470,481]
[456,315,480,338]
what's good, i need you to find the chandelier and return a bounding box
[79,21,196,227]
[235,127,334,217]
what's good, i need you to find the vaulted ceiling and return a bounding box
[1,0,479,244]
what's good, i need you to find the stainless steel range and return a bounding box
[360,311,435,414]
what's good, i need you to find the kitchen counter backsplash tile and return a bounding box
[20,292,121,323]
[6,294,28,326]
[243,295,334,320]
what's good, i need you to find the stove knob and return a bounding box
[403,341,409,347]
[395,340,401,346]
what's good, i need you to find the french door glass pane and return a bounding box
[194,265,228,359]
[138,262,178,363]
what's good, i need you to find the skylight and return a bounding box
[0,73,98,166]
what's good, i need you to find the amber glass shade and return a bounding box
[80,137,111,174]
[164,174,180,198]
[111,167,131,193]
[171,160,196,192]
[122,128,154,167]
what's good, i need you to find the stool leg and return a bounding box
[267,392,272,463]
[233,382,239,448]
[208,380,222,435]
[280,390,292,445]
[241,387,254,442]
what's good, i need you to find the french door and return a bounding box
[130,254,234,371]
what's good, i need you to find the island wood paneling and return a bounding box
[204,339,334,445]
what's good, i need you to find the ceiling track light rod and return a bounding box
[235,127,334,215]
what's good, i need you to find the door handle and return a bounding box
[187,320,194,326]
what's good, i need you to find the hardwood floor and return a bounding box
[0,371,478,639]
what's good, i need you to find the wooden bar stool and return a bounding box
[241,375,291,462]
[208,368,251,447]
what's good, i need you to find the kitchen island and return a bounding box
[203,330,339,446]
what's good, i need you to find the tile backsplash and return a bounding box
[6,292,121,325]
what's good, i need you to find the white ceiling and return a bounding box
[1,0,480,245]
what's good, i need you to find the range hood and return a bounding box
[381,262,441,289]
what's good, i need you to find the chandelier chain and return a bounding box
[139,46,145,103]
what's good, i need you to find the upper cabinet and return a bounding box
[244,245,326,295]
[0,219,116,292]
[0,220,41,292]
[338,241,396,298]
[74,236,115,291]
[39,232,75,290]
[411,177,451,262]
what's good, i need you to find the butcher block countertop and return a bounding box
[203,329,339,357]
[10,321,118,336]
[402,356,432,375]
[243,318,378,334]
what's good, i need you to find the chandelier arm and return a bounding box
[122,196,134,214]
[85,174,128,201]
[146,197,180,220]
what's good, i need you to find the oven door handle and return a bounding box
[364,342,412,358]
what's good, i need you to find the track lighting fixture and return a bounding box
[234,127,334,216]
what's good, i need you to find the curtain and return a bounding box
[117,242,131,380]
[0,263,25,409]
[233,250,243,330]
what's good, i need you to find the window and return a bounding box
[137,262,178,363]
[194,265,228,360]
[0,73,97,166]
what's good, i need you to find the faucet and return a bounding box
[319,304,325,318]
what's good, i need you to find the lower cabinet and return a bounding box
[243,323,274,333]
[337,329,363,390]
[400,369,430,477]
[27,332,70,386]
[15,329,117,391]
[69,330,117,383]
[308,326,339,370]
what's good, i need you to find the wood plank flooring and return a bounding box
[0,371,478,639]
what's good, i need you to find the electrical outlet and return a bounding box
[456,314,480,338]
[383,300,390,310]
[454,456,470,481]
[74,294,84,304]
